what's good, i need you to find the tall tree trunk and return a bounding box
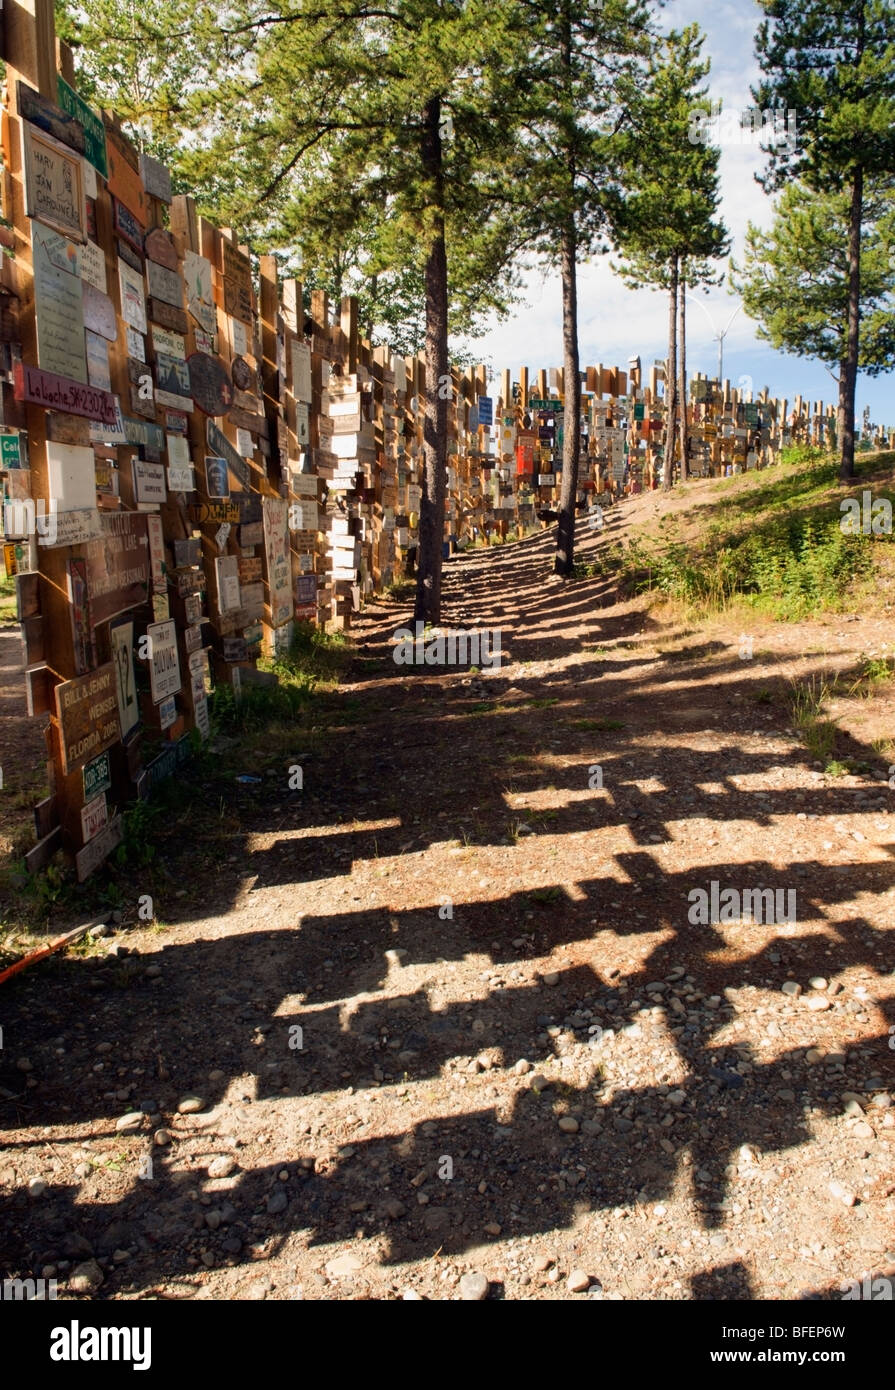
[553,2,581,577]
[663,253,678,491]
[554,216,581,576]
[414,96,449,626]
[839,166,862,483]
[678,266,688,483]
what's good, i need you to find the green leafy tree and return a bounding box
[752,0,895,480]
[612,25,728,489]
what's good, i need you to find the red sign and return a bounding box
[14,362,120,425]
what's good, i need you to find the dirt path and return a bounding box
[1,503,893,1302]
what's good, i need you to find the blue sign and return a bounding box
[478,396,493,426]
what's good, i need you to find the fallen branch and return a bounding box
[0,917,107,986]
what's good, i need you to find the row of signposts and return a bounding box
[1,1,888,884]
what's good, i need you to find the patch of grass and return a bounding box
[572,717,624,731]
[581,453,893,620]
[529,886,562,904]
[844,652,894,697]
[381,577,416,602]
[468,701,497,715]
[523,697,559,709]
[789,674,838,763]
[0,572,16,624]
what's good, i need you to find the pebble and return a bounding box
[828,1181,856,1207]
[115,1112,143,1133]
[403,1289,424,1300]
[459,1271,489,1301]
[28,1177,47,1197]
[809,977,828,991]
[558,1116,579,1133]
[178,1095,206,1114]
[326,1253,363,1278]
[805,1049,824,1065]
[153,1129,172,1146]
[543,972,560,986]
[806,996,830,1011]
[781,982,801,997]
[208,1155,236,1178]
[534,1255,554,1272]
[74,1162,91,1180]
[567,1269,591,1293]
[16,1057,32,1072]
[872,1094,891,1109]
[69,1260,104,1293]
[484,1222,501,1236]
[529,1075,551,1094]
[266,1190,288,1214]
[384,949,408,966]
[514,1059,531,1074]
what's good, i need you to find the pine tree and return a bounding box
[501,0,655,576]
[752,0,895,481]
[611,26,728,490]
[731,180,895,386]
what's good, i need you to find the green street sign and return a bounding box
[57,75,108,179]
[0,432,23,468]
[83,750,112,801]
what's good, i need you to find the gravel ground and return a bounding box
[1,489,893,1301]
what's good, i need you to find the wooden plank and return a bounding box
[25,825,63,875]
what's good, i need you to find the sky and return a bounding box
[462,0,895,430]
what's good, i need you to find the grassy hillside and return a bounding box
[579,447,895,621]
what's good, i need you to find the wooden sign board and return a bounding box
[187,352,232,416]
[113,197,144,252]
[117,237,142,274]
[147,298,188,334]
[221,240,253,325]
[238,555,262,583]
[144,227,178,271]
[84,511,150,625]
[139,151,172,204]
[190,499,240,525]
[173,537,201,568]
[82,282,117,341]
[215,554,241,612]
[57,76,107,178]
[105,124,147,222]
[146,259,183,308]
[75,814,122,881]
[206,417,250,488]
[14,362,119,425]
[18,81,85,155]
[55,662,121,775]
[32,224,88,382]
[147,619,181,703]
[240,521,263,548]
[133,457,166,505]
[118,258,147,334]
[262,495,292,627]
[22,121,87,242]
[81,792,109,844]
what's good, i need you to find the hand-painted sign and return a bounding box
[57,75,107,177]
[187,352,233,416]
[22,122,87,241]
[14,362,119,425]
[55,662,121,775]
